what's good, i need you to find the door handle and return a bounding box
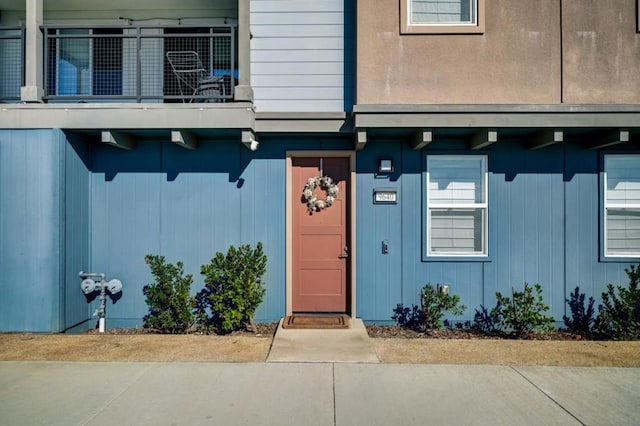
[338,246,349,259]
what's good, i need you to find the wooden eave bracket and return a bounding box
[530,128,563,150]
[470,128,497,150]
[587,129,630,150]
[355,128,367,151]
[411,128,432,150]
[171,130,198,150]
[101,130,136,150]
[242,129,259,151]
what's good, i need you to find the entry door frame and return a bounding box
[286,150,357,317]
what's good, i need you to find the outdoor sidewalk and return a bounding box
[1,361,639,426]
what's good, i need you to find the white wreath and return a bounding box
[303,176,339,212]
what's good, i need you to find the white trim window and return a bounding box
[401,0,485,34]
[426,155,488,257]
[604,155,640,257]
[411,0,477,25]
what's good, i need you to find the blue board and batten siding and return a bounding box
[63,133,92,330]
[355,139,638,325]
[251,0,354,112]
[0,129,637,331]
[0,130,91,332]
[89,138,288,328]
[0,130,61,332]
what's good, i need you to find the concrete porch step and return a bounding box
[267,318,379,363]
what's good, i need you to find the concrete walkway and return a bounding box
[1,361,639,425]
[267,318,379,363]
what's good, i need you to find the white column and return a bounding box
[20,0,44,102]
[234,0,253,102]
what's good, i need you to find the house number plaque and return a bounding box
[373,188,398,204]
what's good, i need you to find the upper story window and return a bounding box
[426,155,488,257]
[401,0,485,34]
[604,155,640,258]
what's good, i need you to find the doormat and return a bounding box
[282,315,350,329]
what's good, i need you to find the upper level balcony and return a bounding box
[0,24,238,104]
[0,22,252,134]
[0,1,255,134]
[42,25,237,104]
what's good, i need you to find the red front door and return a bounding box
[292,157,349,312]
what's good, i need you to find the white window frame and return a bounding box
[603,154,640,258]
[426,155,488,257]
[401,0,485,34]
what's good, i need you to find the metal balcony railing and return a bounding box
[43,25,236,103]
[0,27,25,102]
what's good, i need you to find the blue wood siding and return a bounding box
[63,132,92,330]
[0,130,63,332]
[356,141,403,320]
[0,129,637,331]
[564,144,631,300]
[250,0,354,112]
[355,140,637,325]
[88,138,289,327]
[486,143,566,320]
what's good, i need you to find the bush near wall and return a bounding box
[198,243,267,334]
[392,284,466,331]
[594,264,640,340]
[142,243,267,335]
[142,255,196,334]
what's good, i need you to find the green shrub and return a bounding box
[492,283,554,336]
[392,285,466,331]
[142,255,195,334]
[420,284,466,330]
[198,243,267,334]
[420,284,467,330]
[595,265,640,340]
[563,286,596,335]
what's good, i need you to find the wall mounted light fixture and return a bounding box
[378,158,393,173]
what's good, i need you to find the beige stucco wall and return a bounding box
[357,0,640,106]
[562,0,640,104]
[357,0,562,105]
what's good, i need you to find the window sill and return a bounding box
[422,255,491,263]
[401,24,485,35]
[600,255,640,263]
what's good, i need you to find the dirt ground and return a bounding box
[1,326,639,366]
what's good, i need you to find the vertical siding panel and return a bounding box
[63,132,92,330]
[89,138,290,327]
[160,141,242,291]
[400,142,423,307]
[240,140,286,322]
[564,143,633,309]
[91,142,162,328]
[356,140,402,322]
[486,143,565,320]
[0,130,61,332]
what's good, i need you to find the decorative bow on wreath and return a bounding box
[303,176,339,212]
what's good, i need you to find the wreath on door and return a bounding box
[303,176,339,212]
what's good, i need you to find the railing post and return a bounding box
[136,26,142,103]
[235,0,253,102]
[21,26,26,89]
[21,0,44,102]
